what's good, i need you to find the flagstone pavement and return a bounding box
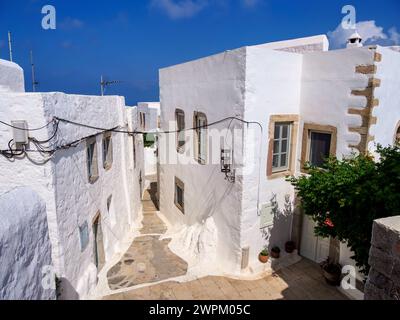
[102,180,348,300]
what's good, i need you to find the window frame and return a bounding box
[86,137,99,183]
[102,132,113,170]
[301,123,337,173]
[395,121,400,144]
[132,134,136,169]
[174,177,184,214]
[272,122,292,173]
[175,109,185,153]
[193,111,208,165]
[267,115,299,179]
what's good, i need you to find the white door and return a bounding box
[300,215,330,263]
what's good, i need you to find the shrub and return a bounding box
[288,145,400,275]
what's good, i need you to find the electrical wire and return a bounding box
[1,115,265,216]
[54,116,263,135]
[0,119,55,131]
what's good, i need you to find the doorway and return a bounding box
[300,215,330,263]
[93,213,105,271]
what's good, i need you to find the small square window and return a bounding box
[86,137,99,183]
[309,131,332,167]
[174,177,184,214]
[272,122,292,173]
[301,124,337,172]
[176,109,185,152]
[79,221,89,252]
[194,112,207,164]
[102,132,113,170]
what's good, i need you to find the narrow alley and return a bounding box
[100,179,347,301]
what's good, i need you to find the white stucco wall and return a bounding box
[0,89,144,299]
[369,46,400,151]
[242,47,303,269]
[0,187,55,300]
[144,145,157,176]
[138,102,160,131]
[300,46,376,158]
[159,37,400,279]
[0,59,25,92]
[255,35,329,54]
[159,47,247,274]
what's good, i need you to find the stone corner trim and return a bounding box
[348,57,382,154]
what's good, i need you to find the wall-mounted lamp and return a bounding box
[221,149,235,183]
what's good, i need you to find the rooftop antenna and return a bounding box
[30,50,39,92]
[100,75,122,96]
[8,31,13,62]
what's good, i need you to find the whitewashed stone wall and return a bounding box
[0,86,144,299]
[365,216,400,300]
[0,187,55,300]
[0,59,25,92]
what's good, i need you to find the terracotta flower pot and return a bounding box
[259,254,269,263]
[285,241,296,253]
[323,269,341,286]
[270,251,280,259]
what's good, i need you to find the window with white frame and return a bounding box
[194,112,207,164]
[102,132,113,170]
[176,109,185,152]
[86,137,99,183]
[174,177,184,214]
[272,122,292,172]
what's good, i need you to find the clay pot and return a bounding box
[322,264,342,286]
[285,241,296,253]
[270,251,280,259]
[258,254,269,263]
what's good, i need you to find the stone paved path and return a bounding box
[107,184,188,290]
[104,258,348,300]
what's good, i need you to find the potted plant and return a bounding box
[285,241,296,253]
[258,249,269,263]
[320,258,342,286]
[270,246,281,259]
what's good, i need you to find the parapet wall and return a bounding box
[365,216,400,300]
[0,187,55,300]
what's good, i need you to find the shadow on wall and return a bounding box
[148,181,159,210]
[264,194,293,253]
[190,165,236,226]
[56,277,80,300]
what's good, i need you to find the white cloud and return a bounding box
[327,20,400,49]
[151,0,208,19]
[59,17,84,30]
[151,0,262,19]
[389,27,400,45]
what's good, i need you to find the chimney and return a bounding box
[347,31,363,48]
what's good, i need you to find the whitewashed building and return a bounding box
[158,34,400,284]
[137,102,160,132]
[0,59,145,299]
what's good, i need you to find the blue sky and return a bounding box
[0,0,399,105]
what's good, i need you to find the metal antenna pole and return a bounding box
[8,31,13,62]
[30,50,38,92]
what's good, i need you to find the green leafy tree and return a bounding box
[288,145,400,275]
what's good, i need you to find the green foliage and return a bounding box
[288,145,400,275]
[144,133,155,148]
